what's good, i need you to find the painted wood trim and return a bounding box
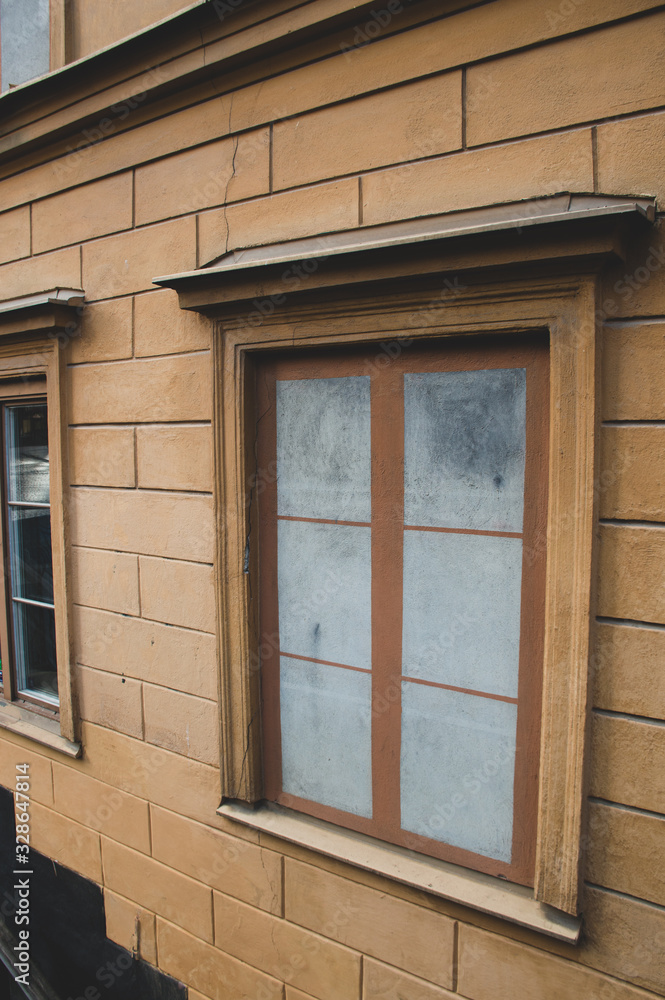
[0,338,77,745]
[50,339,75,740]
[533,280,598,914]
[214,330,263,801]
[212,274,599,916]
[49,0,68,71]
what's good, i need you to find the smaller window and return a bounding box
[0,295,81,755]
[0,0,53,92]
[0,381,58,715]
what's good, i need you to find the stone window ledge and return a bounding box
[0,700,80,758]
[219,800,581,943]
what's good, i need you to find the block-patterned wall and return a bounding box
[0,0,664,997]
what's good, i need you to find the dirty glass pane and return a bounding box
[404,369,526,531]
[402,530,523,698]
[0,0,50,92]
[276,376,371,522]
[278,519,371,669]
[401,682,516,861]
[281,656,372,817]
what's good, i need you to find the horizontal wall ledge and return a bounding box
[155,194,656,312]
[218,799,582,943]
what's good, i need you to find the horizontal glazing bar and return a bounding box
[8,500,50,509]
[13,595,55,611]
[402,675,518,704]
[277,515,371,527]
[404,524,522,539]
[280,651,372,674]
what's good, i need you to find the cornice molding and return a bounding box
[153,194,657,314]
[0,288,84,337]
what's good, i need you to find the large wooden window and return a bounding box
[203,261,603,925]
[257,336,548,884]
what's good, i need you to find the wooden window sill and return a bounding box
[218,800,581,943]
[0,700,80,757]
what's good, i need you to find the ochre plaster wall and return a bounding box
[0,1,664,998]
[67,0,199,60]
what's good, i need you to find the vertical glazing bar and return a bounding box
[370,365,404,840]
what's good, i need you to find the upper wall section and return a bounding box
[69,0,198,60]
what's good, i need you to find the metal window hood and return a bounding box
[155,193,657,302]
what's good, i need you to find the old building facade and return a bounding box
[0,0,664,997]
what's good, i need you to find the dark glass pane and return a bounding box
[8,506,54,603]
[6,403,50,504]
[404,369,526,532]
[13,600,58,702]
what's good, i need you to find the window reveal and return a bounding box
[258,337,549,885]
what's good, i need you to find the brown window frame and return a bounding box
[256,337,549,885]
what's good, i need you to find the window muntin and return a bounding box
[258,337,548,886]
[0,393,58,709]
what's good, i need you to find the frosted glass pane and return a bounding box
[281,657,372,817]
[1,0,50,92]
[276,377,371,521]
[402,530,522,698]
[401,683,516,861]
[278,519,371,668]
[404,369,526,531]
